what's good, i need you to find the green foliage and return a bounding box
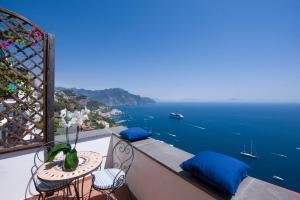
[54,119,60,132]
[63,149,79,171]
[0,63,32,98]
[62,89,76,96]
[95,123,105,129]
[76,95,87,100]
[47,143,79,171]
[0,22,44,98]
[0,28,29,46]
[54,93,83,112]
[87,112,117,129]
[86,100,105,111]
[47,143,72,162]
[0,23,43,47]
[103,116,117,127]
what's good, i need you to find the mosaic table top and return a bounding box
[37,151,102,182]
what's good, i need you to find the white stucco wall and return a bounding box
[0,148,39,200]
[0,136,111,200]
[127,149,217,200]
[111,135,217,200]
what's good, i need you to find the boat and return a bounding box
[240,141,257,159]
[169,113,184,119]
[272,176,284,181]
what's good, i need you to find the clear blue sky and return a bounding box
[2,0,300,102]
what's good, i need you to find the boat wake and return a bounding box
[271,152,288,158]
[296,147,300,150]
[164,131,176,137]
[116,120,126,124]
[148,115,155,119]
[273,175,284,181]
[127,117,134,121]
[154,132,161,135]
[186,123,206,130]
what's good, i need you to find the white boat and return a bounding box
[240,141,257,159]
[272,176,284,181]
[169,113,184,119]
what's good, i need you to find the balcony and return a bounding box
[25,177,133,200]
[0,126,299,200]
[1,7,300,200]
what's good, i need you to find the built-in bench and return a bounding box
[110,126,300,200]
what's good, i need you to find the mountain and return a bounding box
[56,87,156,106]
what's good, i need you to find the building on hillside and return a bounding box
[63,90,77,100]
[96,120,110,128]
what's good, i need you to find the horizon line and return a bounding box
[56,85,300,104]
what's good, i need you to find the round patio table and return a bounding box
[37,151,102,199]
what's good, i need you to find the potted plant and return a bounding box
[47,109,82,171]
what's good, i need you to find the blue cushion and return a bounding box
[120,127,152,141]
[180,151,249,195]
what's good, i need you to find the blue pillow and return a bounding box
[120,127,152,141]
[180,151,249,195]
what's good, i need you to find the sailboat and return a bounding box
[240,141,257,159]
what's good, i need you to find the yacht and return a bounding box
[272,176,284,181]
[240,141,257,159]
[169,113,184,119]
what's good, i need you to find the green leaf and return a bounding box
[47,143,71,162]
[63,149,79,171]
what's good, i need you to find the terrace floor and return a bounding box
[26,176,135,200]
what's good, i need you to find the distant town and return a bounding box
[54,89,123,135]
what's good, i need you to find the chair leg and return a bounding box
[68,185,72,195]
[66,187,69,200]
[88,185,93,199]
[63,187,65,199]
[105,192,111,200]
[38,193,42,200]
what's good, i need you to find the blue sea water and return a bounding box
[114,103,300,192]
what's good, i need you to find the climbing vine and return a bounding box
[0,20,43,98]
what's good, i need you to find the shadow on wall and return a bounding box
[104,136,114,169]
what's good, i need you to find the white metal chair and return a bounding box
[30,141,73,200]
[89,139,134,200]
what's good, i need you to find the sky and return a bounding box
[1,0,300,102]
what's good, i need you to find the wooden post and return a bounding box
[45,33,55,145]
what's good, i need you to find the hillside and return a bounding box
[56,87,156,106]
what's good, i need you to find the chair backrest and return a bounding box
[30,165,40,190]
[112,139,134,174]
[34,141,63,168]
[30,164,68,193]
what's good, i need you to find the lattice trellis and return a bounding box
[0,8,53,153]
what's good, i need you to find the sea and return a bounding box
[113,102,300,192]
